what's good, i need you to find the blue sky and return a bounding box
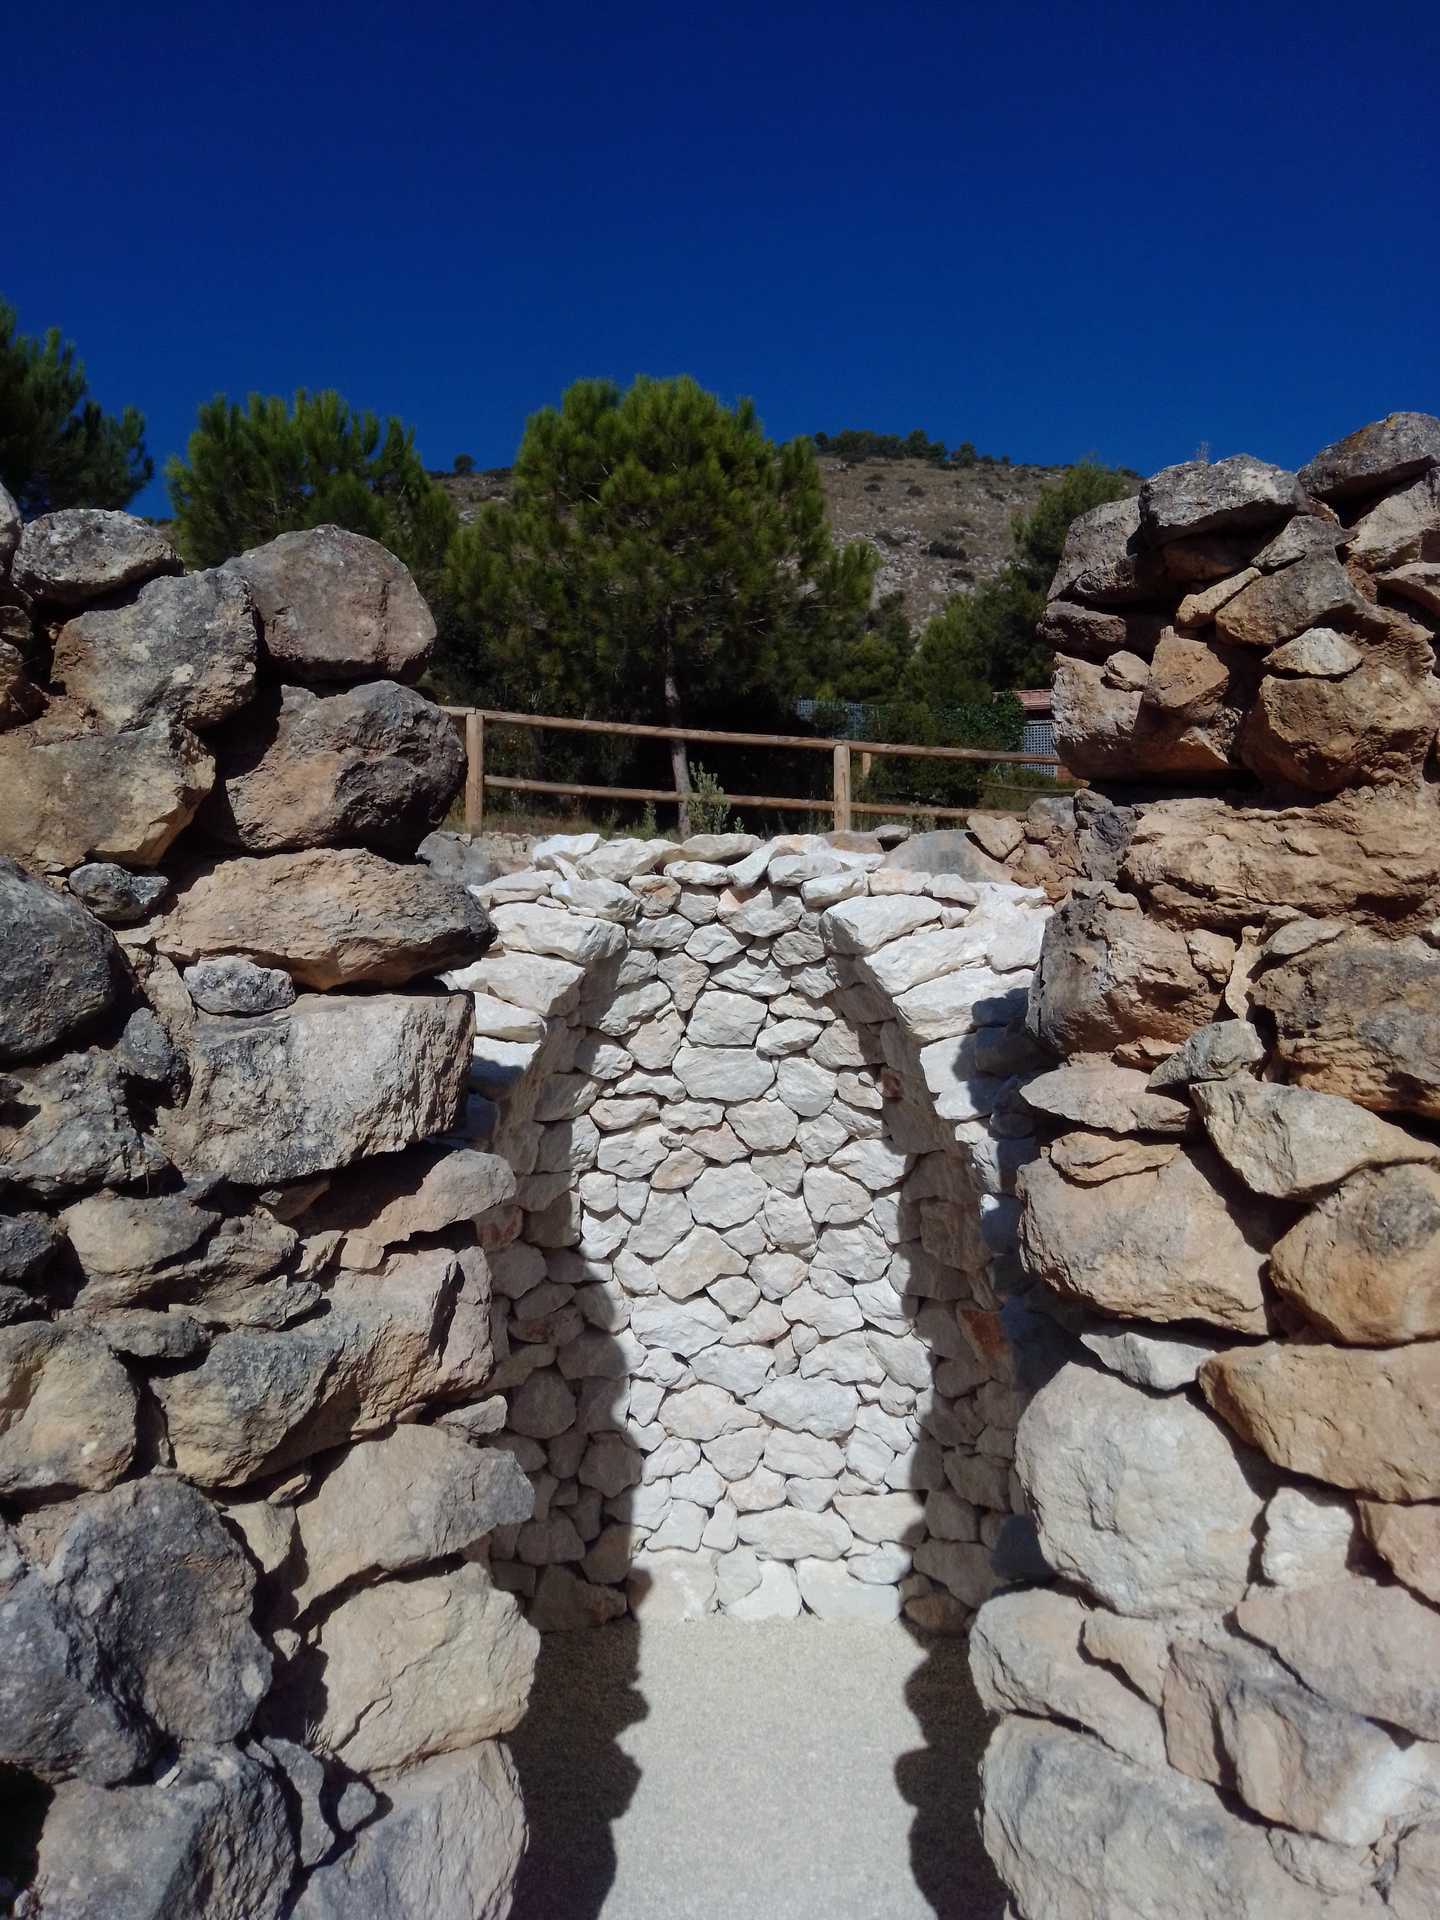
[6,0,1437,516]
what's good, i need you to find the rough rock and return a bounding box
[1212,554,1365,647]
[0,1320,135,1497]
[0,857,117,1061]
[981,1719,1355,1920]
[225,524,435,682]
[879,831,1011,882]
[32,1745,294,1920]
[971,1587,1165,1768]
[153,1249,490,1483]
[1162,1625,1425,1846]
[1193,1078,1436,1199]
[1237,1576,1440,1741]
[1020,1064,1190,1135]
[290,1744,525,1920]
[1241,655,1437,792]
[14,510,180,606]
[1261,1484,1357,1588]
[303,1142,514,1245]
[45,1476,271,1744]
[0,481,18,574]
[1299,410,1440,501]
[1268,1163,1440,1343]
[1202,1339,1440,1498]
[290,1426,533,1610]
[1047,494,1162,604]
[164,990,472,1182]
[51,568,258,730]
[416,828,496,889]
[1018,1146,1274,1332]
[60,1185,298,1318]
[1138,454,1298,543]
[1122,786,1440,933]
[206,681,463,854]
[66,861,170,926]
[183,954,295,1014]
[0,720,214,871]
[1255,933,1440,1118]
[1148,1019,1265,1088]
[154,848,492,990]
[1015,1363,1265,1616]
[303,1563,536,1773]
[1356,1500,1440,1605]
[1027,888,1220,1054]
[0,1048,156,1198]
[1078,1323,1225,1391]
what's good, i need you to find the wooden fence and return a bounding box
[444,706,1065,835]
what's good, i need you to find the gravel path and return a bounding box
[508,1620,1006,1920]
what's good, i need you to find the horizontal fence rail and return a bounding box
[445,707,1066,835]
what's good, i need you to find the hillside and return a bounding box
[434,455,1077,627]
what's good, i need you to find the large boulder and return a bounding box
[1299,411,1440,502]
[0,720,214,870]
[0,481,18,575]
[1026,887,1221,1053]
[162,990,473,1183]
[0,1049,158,1199]
[205,682,463,854]
[290,1426,533,1611]
[980,1719,1358,1920]
[1121,787,1440,932]
[31,1745,295,1920]
[1202,1339,1440,1499]
[1138,455,1298,544]
[290,1745,525,1920]
[878,830,1011,882]
[301,1142,515,1244]
[1269,1163,1440,1343]
[51,568,258,732]
[1015,1362,1265,1616]
[0,1322,136,1497]
[225,524,435,682]
[1046,493,1160,604]
[44,1477,271,1745]
[1211,554,1366,648]
[1255,933,1440,1118]
[1018,1145,1275,1333]
[0,1522,151,1784]
[0,858,117,1062]
[60,1185,300,1321]
[1240,650,1438,793]
[13,510,180,607]
[1192,1078,1437,1200]
[298,1562,536,1775]
[153,1247,491,1483]
[152,848,493,989]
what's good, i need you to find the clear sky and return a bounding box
[7,0,1437,516]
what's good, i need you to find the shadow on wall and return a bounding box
[453,845,1059,1915]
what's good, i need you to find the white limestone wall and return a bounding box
[450,831,1051,1628]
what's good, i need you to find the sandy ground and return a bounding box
[507,1619,1007,1920]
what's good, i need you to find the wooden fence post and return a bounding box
[465,711,485,834]
[832,741,852,832]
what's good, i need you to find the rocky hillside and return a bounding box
[436,456,1078,627]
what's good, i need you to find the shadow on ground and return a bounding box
[507,1623,646,1920]
[507,1620,1004,1920]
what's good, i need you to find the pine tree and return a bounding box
[165,390,457,603]
[904,459,1137,695]
[0,299,152,515]
[443,376,876,830]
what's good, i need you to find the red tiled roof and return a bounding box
[1015,688,1052,714]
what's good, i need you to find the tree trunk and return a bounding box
[664,656,692,839]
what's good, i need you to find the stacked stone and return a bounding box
[972,415,1440,1918]
[443,826,1053,1629]
[0,503,536,1918]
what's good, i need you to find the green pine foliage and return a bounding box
[0,299,151,516]
[903,459,1137,694]
[165,390,458,602]
[440,375,878,811]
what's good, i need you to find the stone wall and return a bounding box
[0,503,538,1917]
[972,414,1440,1918]
[444,833,1052,1627]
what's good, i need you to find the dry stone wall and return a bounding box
[448,830,1053,1628]
[0,503,537,1918]
[974,414,1440,1919]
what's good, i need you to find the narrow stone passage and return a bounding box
[508,1621,1006,1920]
